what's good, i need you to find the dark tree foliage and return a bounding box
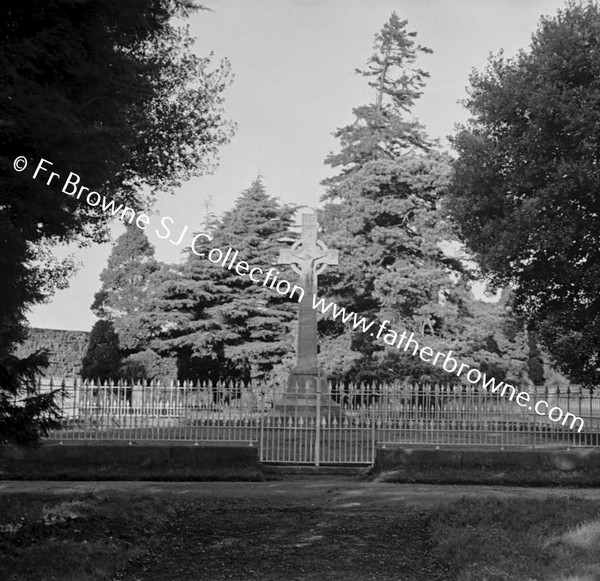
[447,1,600,386]
[120,349,177,383]
[1,0,232,442]
[0,351,62,446]
[90,226,182,381]
[318,14,465,382]
[316,13,531,385]
[0,0,233,356]
[152,179,298,383]
[80,320,122,382]
[92,224,160,355]
[528,334,546,386]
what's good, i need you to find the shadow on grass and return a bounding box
[0,493,175,581]
[430,496,600,581]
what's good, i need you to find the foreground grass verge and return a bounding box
[373,466,600,487]
[1,491,599,580]
[430,496,600,581]
[0,494,174,581]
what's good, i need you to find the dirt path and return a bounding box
[3,480,600,580]
[119,501,448,580]
[2,479,600,507]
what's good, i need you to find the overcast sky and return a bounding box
[28,0,568,331]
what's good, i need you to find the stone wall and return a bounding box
[14,328,89,378]
[0,443,264,481]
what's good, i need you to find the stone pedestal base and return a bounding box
[270,370,342,418]
[270,392,342,418]
[286,370,321,392]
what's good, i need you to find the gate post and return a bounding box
[315,389,321,467]
[259,389,265,462]
[371,387,376,465]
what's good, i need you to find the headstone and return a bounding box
[273,212,340,415]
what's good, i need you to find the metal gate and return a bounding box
[258,392,376,465]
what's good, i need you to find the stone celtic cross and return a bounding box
[278,213,338,293]
[277,213,338,392]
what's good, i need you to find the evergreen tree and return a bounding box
[0,351,62,446]
[1,0,233,360]
[318,13,528,384]
[92,225,160,354]
[80,320,121,382]
[323,11,432,174]
[318,14,454,381]
[153,179,298,383]
[1,0,232,443]
[527,334,546,386]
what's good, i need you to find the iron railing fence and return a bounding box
[34,376,600,465]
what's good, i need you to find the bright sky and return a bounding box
[28,0,568,331]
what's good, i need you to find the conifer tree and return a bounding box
[91,225,160,354]
[0,351,62,446]
[318,13,527,384]
[1,0,233,360]
[324,13,432,176]
[1,0,232,442]
[80,320,121,382]
[153,179,298,383]
[93,225,159,318]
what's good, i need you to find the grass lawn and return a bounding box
[1,489,599,580]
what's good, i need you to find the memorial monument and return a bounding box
[273,212,340,415]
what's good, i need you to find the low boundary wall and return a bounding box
[4,443,600,485]
[0,442,263,481]
[372,446,600,486]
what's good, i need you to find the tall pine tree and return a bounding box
[324,12,432,173]
[318,13,525,384]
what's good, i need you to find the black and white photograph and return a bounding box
[2,1,600,579]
